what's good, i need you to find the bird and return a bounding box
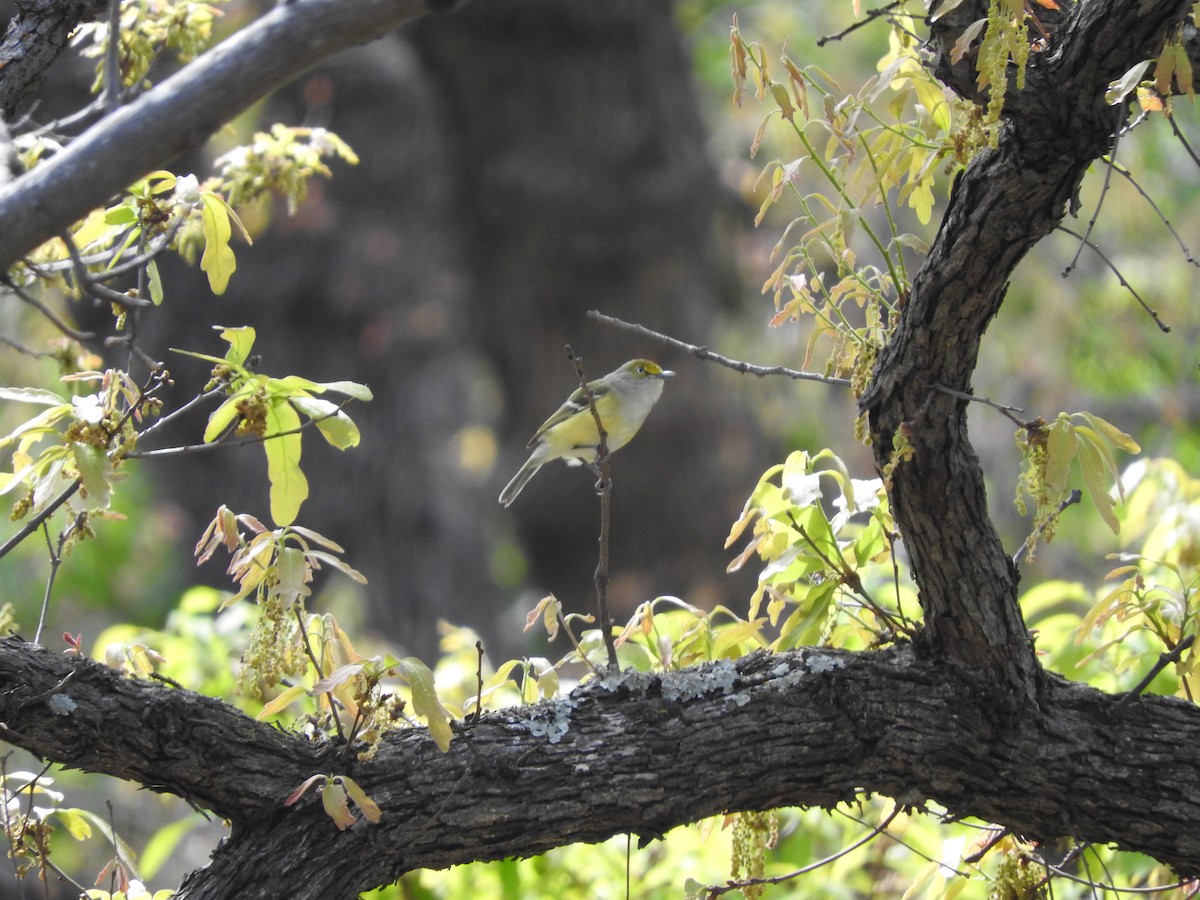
[498,359,674,507]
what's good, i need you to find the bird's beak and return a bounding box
[660,369,675,378]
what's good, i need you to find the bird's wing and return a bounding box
[526,380,612,448]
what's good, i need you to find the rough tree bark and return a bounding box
[1,0,1199,897]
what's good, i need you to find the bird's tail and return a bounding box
[499,458,543,507]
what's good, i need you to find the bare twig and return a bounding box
[126,398,355,458]
[104,0,122,113]
[816,2,904,47]
[565,345,619,670]
[0,480,81,563]
[1064,128,1119,276]
[555,609,601,677]
[135,384,223,439]
[934,383,1025,425]
[1,275,95,342]
[293,602,345,743]
[1107,159,1199,266]
[1055,225,1169,333]
[468,641,485,725]
[60,230,154,311]
[587,310,852,387]
[1167,108,1200,170]
[963,826,1010,864]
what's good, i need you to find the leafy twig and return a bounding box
[702,805,902,896]
[126,398,354,458]
[1012,489,1081,565]
[1114,633,1196,709]
[792,519,913,636]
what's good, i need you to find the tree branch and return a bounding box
[1,639,1199,899]
[0,0,450,273]
[859,0,1192,700]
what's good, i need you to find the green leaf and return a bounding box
[202,383,255,443]
[1078,411,1141,454]
[200,193,237,294]
[71,443,112,510]
[395,657,453,752]
[263,400,308,526]
[275,545,311,603]
[139,816,202,880]
[314,380,374,402]
[1078,436,1119,534]
[1106,59,1152,105]
[289,396,360,449]
[257,683,309,720]
[103,205,138,226]
[52,808,93,840]
[147,259,164,306]
[0,387,68,406]
[1044,416,1076,494]
[216,325,257,366]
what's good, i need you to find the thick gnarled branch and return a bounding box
[1,639,1199,899]
[859,0,1192,699]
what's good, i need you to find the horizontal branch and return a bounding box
[0,0,447,272]
[1,639,1198,898]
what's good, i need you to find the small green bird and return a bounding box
[498,359,674,507]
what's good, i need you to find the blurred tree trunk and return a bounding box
[151,0,760,657]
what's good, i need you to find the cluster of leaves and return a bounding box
[0,368,162,532]
[0,763,175,900]
[730,17,968,395]
[73,0,231,93]
[193,505,454,762]
[213,125,360,214]
[1013,411,1140,552]
[726,449,916,650]
[179,326,372,524]
[1071,459,1200,699]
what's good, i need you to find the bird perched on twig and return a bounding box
[498,359,674,507]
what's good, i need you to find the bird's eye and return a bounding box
[637,366,646,375]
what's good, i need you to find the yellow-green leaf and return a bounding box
[1077,411,1140,454]
[275,545,311,603]
[202,383,255,443]
[338,776,382,824]
[216,326,257,366]
[289,396,360,449]
[395,657,453,752]
[1044,416,1076,494]
[257,684,308,719]
[147,259,164,306]
[264,400,308,526]
[1077,436,1119,533]
[321,779,356,830]
[71,443,112,510]
[200,193,237,294]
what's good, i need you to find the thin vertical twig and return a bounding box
[565,345,619,670]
